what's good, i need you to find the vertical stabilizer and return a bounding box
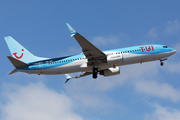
[5,36,49,63]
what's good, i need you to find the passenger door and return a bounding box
[39,62,43,69]
[155,46,159,52]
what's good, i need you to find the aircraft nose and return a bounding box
[171,48,176,54]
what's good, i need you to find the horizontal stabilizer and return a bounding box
[7,56,28,68]
[9,69,18,75]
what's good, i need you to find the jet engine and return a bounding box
[100,66,120,77]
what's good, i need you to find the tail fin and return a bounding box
[5,36,49,63]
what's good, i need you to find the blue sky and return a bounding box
[0,0,180,120]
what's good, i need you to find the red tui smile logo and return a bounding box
[13,49,24,59]
[70,29,74,32]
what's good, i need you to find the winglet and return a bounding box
[65,74,72,79]
[66,23,77,37]
[65,74,72,83]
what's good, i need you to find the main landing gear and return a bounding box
[93,66,98,79]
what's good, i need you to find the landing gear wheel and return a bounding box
[93,73,97,79]
[92,67,98,79]
[160,62,164,66]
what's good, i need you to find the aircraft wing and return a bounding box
[66,23,107,65]
[65,72,92,83]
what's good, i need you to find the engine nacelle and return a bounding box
[100,66,120,77]
[107,54,123,64]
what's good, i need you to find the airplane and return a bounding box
[5,23,176,83]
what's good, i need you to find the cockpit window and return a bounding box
[163,46,168,48]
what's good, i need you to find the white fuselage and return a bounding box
[17,45,176,75]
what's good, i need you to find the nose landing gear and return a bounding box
[160,58,167,66]
[160,61,164,66]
